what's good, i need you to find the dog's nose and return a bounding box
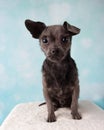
[51,49,56,54]
[51,48,59,55]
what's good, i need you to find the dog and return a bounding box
[25,19,82,122]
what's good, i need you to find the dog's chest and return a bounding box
[42,58,78,103]
[42,58,78,88]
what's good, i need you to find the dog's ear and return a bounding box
[25,19,46,39]
[63,21,80,35]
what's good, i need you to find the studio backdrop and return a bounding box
[0,0,104,124]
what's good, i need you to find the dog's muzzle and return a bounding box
[47,48,64,62]
[51,48,61,55]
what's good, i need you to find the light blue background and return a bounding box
[0,0,104,124]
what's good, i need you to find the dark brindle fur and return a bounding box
[25,20,82,122]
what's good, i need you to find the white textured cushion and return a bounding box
[1,100,104,130]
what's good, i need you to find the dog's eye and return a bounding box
[61,37,69,43]
[42,37,48,44]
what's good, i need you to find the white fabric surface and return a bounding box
[1,100,104,130]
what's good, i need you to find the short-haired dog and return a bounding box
[25,20,82,122]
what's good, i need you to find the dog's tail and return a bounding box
[39,102,46,106]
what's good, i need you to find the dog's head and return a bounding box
[25,20,80,63]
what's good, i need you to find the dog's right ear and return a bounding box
[25,19,46,39]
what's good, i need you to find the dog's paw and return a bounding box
[71,112,82,120]
[47,114,56,122]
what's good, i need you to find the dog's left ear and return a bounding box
[63,21,80,35]
[25,19,46,39]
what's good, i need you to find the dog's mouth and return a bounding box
[47,51,65,63]
[48,55,62,62]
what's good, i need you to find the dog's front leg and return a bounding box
[43,79,56,122]
[71,81,82,119]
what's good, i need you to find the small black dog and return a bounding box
[25,20,82,122]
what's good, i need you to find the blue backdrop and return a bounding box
[0,0,104,124]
